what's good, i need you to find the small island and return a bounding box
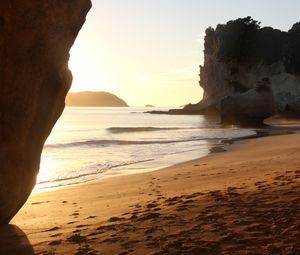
[65,91,129,107]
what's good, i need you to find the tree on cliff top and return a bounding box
[204,17,300,73]
[285,22,300,74]
[215,16,261,63]
[204,16,286,66]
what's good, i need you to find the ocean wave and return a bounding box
[37,159,154,186]
[106,126,182,133]
[44,129,256,149]
[44,137,207,148]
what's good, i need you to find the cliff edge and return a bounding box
[0,1,91,223]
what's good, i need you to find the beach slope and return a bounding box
[9,133,300,254]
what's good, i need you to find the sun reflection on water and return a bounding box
[33,158,57,192]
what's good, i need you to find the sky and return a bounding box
[69,0,300,106]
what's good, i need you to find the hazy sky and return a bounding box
[69,0,300,106]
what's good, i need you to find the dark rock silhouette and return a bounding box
[220,78,275,126]
[0,1,91,223]
[146,101,219,115]
[0,225,34,255]
[66,91,128,107]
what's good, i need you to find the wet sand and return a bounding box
[7,133,300,254]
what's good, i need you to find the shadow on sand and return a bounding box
[0,224,34,255]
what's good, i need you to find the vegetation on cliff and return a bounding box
[204,16,300,74]
[285,22,300,74]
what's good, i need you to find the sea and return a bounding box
[35,107,256,191]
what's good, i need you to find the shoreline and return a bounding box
[35,121,300,193]
[6,132,300,254]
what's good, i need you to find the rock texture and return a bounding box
[200,56,300,115]
[220,79,275,126]
[66,91,129,107]
[195,17,300,119]
[0,1,91,223]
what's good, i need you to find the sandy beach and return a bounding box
[4,133,300,254]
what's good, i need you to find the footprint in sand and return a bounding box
[86,215,97,219]
[50,233,62,237]
[294,170,300,178]
[76,224,91,228]
[31,200,50,205]
[183,199,194,204]
[67,233,87,244]
[48,240,62,246]
[176,205,189,212]
[45,226,61,232]
[70,212,80,217]
[108,216,125,223]
[185,192,204,199]
[136,212,161,221]
[145,204,161,213]
[118,252,130,255]
[76,245,98,255]
[159,195,167,199]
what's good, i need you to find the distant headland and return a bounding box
[65,91,129,107]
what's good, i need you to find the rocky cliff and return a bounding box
[220,79,275,126]
[0,1,91,223]
[197,17,300,116]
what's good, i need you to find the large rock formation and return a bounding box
[220,79,275,126]
[192,17,300,120]
[0,1,91,223]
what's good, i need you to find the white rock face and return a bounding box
[200,56,300,113]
